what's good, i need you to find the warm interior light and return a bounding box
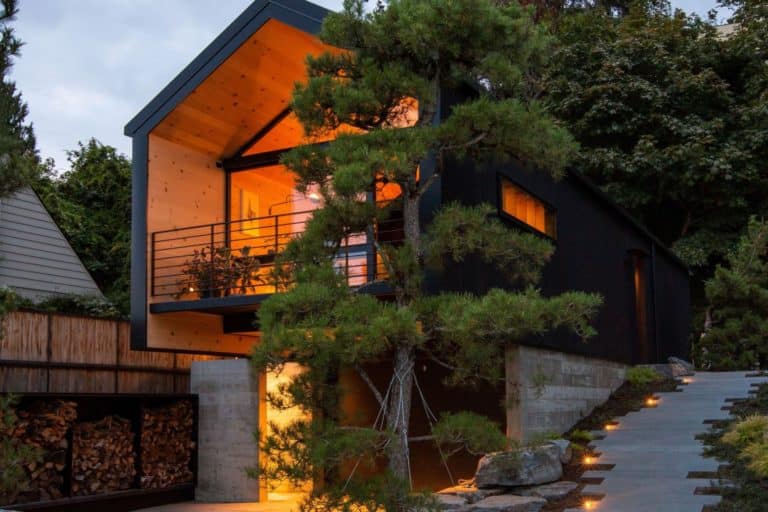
[188,287,195,293]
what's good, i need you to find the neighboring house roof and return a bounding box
[0,187,104,301]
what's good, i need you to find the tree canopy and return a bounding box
[34,140,132,314]
[251,2,601,511]
[546,0,768,286]
[0,0,38,198]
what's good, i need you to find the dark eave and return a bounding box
[124,0,329,137]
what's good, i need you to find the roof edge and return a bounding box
[124,0,329,137]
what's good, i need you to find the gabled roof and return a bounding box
[124,0,329,138]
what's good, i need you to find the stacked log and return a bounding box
[12,400,77,503]
[71,416,136,495]
[140,400,195,488]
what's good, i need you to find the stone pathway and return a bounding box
[574,372,768,512]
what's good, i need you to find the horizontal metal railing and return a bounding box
[150,209,403,301]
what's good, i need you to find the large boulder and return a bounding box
[668,357,695,377]
[470,494,546,512]
[547,439,573,464]
[474,445,562,489]
[433,493,468,510]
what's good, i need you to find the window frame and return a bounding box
[496,174,557,240]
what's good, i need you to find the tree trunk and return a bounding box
[385,343,415,511]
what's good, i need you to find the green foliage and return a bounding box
[178,246,263,299]
[33,140,131,314]
[432,412,508,456]
[625,366,663,386]
[547,0,768,285]
[27,294,122,320]
[568,428,594,445]
[0,286,18,337]
[253,2,601,511]
[425,203,554,286]
[0,394,43,504]
[722,415,768,449]
[699,218,768,370]
[0,0,39,199]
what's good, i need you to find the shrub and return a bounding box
[722,415,768,448]
[741,441,768,478]
[568,429,594,445]
[625,366,663,387]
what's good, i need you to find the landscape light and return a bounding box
[583,455,595,465]
[646,397,658,406]
[605,423,617,431]
[583,499,597,510]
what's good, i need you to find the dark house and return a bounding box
[125,0,690,497]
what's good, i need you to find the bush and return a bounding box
[568,429,594,445]
[722,415,768,479]
[26,294,122,320]
[722,415,768,448]
[625,366,663,387]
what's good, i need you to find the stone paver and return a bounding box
[580,372,768,512]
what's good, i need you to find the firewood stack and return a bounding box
[12,400,78,502]
[140,400,195,488]
[71,416,136,495]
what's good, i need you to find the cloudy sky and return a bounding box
[12,0,729,170]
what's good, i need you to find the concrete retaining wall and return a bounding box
[191,359,264,502]
[506,344,627,442]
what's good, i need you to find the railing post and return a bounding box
[274,215,279,293]
[366,224,376,282]
[209,224,215,297]
[345,236,350,283]
[150,232,156,296]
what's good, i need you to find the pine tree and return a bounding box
[251,2,602,511]
[0,0,38,199]
[700,218,768,370]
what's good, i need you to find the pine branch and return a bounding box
[355,363,384,406]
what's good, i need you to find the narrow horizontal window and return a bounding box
[499,178,556,238]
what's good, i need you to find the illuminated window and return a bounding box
[499,178,556,238]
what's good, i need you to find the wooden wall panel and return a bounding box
[50,316,116,365]
[0,311,48,361]
[48,369,115,393]
[118,372,175,394]
[0,367,47,392]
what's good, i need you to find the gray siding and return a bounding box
[0,187,103,301]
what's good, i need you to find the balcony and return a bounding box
[149,210,402,314]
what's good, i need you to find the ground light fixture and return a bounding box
[583,455,596,465]
[583,499,597,510]
[646,396,659,407]
[605,422,618,431]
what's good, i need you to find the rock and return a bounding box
[474,446,563,489]
[547,439,573,464]
[437,484,505,503]
[433,493,468,510]
[470,494,546,512]
[519,481,579,501]
[668,357,695,376]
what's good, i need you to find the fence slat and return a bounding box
[0,311,225,394]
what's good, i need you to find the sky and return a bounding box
[11,0,729,171]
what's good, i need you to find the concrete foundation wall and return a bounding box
[191,359,264,502]
[506,344,627,442]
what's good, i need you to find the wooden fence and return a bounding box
[0,311,223,394]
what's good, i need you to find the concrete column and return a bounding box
[505,344,525,442]
[191,359,264,502]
